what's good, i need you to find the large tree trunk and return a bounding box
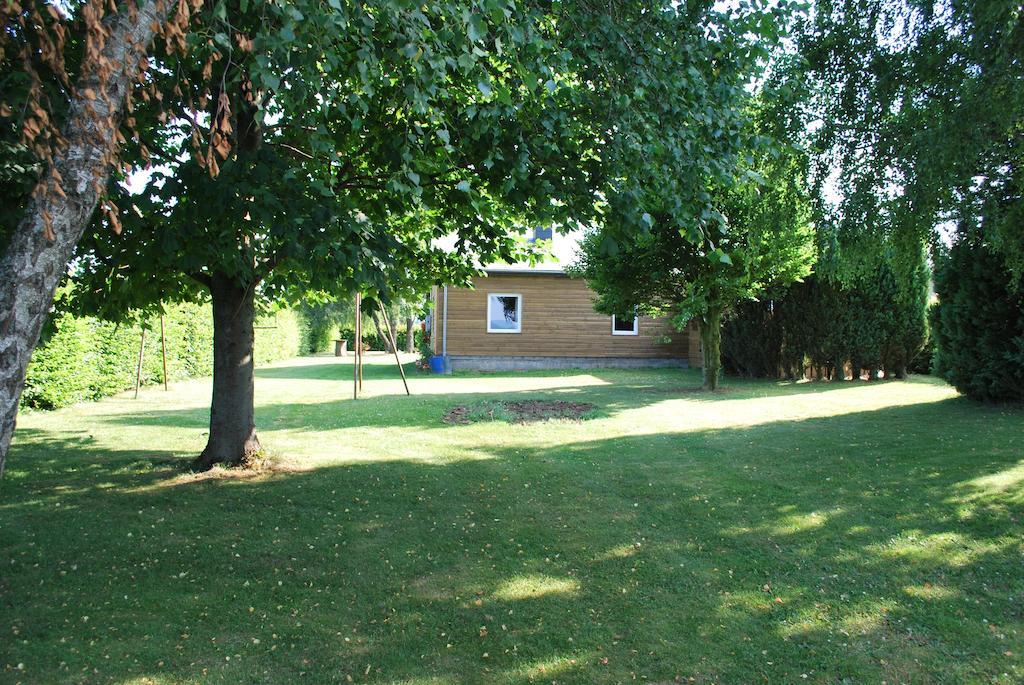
[700,305,724,391]
[0,0,173,478]
[405,316,415,354]
[192,274,261,470]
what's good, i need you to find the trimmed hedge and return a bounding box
[22,303,301,410]
[255,309,302,366]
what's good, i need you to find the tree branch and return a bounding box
[266,140,315,161]
[188,271,212,288]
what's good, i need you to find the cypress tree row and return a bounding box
[789,0,1022,399]
[722,248,930,382]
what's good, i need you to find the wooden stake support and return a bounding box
[133,329,146,399]
[379,303,410,396]
[353,293,361,399]
[357,295,364,391]
[159,314,169,391]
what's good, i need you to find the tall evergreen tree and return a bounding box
[573,83,816,390]
[933,231,1024,402]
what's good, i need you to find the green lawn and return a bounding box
[2,355,1022,684]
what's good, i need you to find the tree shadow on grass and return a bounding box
[3,396,1022,684]
[0,429,185,501]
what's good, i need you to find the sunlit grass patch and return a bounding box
[593,543,640,561]
[724,507,845,537]
[963,460,1024,499]
[903,582,960,601]
[492,574,580,601]
[114,676,183,685]
[501,653,584,681]
[870,530,1013,568]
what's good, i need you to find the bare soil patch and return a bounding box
[443,399,596,425]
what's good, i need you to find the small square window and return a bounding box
[488,293,522,333]
[612,314,638,336]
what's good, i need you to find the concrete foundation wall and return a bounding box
[447,355,689,372]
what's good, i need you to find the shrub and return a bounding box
[338,326,383,351]
[299,300,423,355]
[933,237,1024,401]
[297,300,355,354]
[416,333,434,370]
[395,326,423,352]
[301,306,338,354]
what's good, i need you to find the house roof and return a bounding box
[483,264,567,275]
[433,228,583,276]
[479,228,581,275]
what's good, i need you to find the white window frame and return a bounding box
[487,293,523,333]
[611,314,639,336]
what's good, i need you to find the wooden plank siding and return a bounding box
[433,272,700,365]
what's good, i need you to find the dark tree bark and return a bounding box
[700,305,724,391]
[0,0,173,477]
[192,274,261,470]
[405,316,415,354]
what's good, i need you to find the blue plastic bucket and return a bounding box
[429,355,446,374]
